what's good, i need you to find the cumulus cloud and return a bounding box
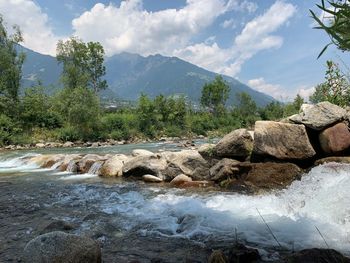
[248,77,288,100]
[226,0,258,13]
[297,86,315,101]
[0,0,62,55]
[221,19,236,29]
[72,0,227,56]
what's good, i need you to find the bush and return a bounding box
[56,126,81,142]
[0,114,21,146]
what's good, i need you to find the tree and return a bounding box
[200,75,230,116]
[56,37,107,92]
[310,60,350,106]
[0,15,25,116]
[233,92,259,127]
[310,0,350,57]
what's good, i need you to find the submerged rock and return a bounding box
[77,154,105,173]
[142,174,163,183]
[253,121,316,160]
[23,231,101,263]
[319,122,350,154]
[285,248,350,263]
[289,102,346,130]
[213,128,253,160]
[169,174,193,186]
[39,220,74,234]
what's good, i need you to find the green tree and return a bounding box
[0,15,25,116]
[137,94,158,137]
[310,60,350,106]
[200,75,230,116]
[57,37,107,92]
[310,0,350,57]
[259,101,285,120]
[233,92,259,127]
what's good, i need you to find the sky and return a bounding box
[0,0,349,101]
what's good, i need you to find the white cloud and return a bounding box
[221,19,236,29]
[248,77,288,100]
[0,0,62,55]
[297,86,315,101]
[72,0,227,56]
[226,0,258,13]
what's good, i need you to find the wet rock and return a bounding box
[180,180,214,188]
[58,154,82,171]
[253,121,316,160]
[162,150,209,181]
[23,231,101,263]
[122,154,168,179]
[285,248,350,263]
[39,220,74,234]
[29,154,65,168]
[319,122,350,154]
[228,243,260,263]
[142,174,163,183]
[99,154,129,177]
[170,174,193,186]
[132,149,154,157]
[35,143,46,148]
[63,141,74,147]
[315,156,350,166]
[209,158,240,182]
[208,250,227,263]
[77,154,105,173]
[289,102,346,130]
[213,129,253,160]
[91,142,100,147]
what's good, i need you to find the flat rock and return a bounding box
[213,129,253,160]
[142,174,163,183]
[289,102,346,130]
[253,121,316,160]
[122,154,167,179]
[319,122,350,154]
[23,231,101,263]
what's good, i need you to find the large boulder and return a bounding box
[289,102,346,130]
[99,154,129,177]
[58,154,82,171]
[198,143,215,159]
[23,231,101,263]
[162,150,209,181]
[122,154,168,179]
[29,154,65,168]
[253,121,316,160]
[213,129,253,160]
[77,154,106,173]
[319,122,350,154]
[315,156,350,166]
[209,158,240,182]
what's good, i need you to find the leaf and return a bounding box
[317,43,332,59]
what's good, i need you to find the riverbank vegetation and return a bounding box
[1,2,350,146]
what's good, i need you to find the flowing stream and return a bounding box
[0,142,349,262]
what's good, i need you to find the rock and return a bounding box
[162,150,209,181]
[319,122,350,154]
[208,250,227,263]
[132,149,154,157]
[253,121,316,160]
[77,154,105,173]
[169,174,193,186]
[29,154,65,168]
[180,180,214,188]
[315,156,350,165]
[23,231,101,263]
[99,154,129,177]
[35,143,46,148]
[209,158,240,182]
[228,243,260,263]
[142,174,163,183]
[63,141,74,147]
[91,142,100,147]
[122,154,168,179]
[285,248,350,263]
[40,220,74,234]
[198,143,215,159]
[213,129,253,160]
[58,154,82,171]
[289,102,346,130]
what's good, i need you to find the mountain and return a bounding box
[19,46,274,106]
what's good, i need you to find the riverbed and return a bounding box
[1,143,350,262]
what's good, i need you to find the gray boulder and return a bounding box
[213,129,253,159]
[122,154,167,179]
[99,154,129,177]
[209,158,240,182]
[23,231,101,263]
[289,102,346,130]
[253,121,316,160]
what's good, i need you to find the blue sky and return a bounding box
[0,0,349,100]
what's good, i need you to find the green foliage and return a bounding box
[259,101,285,120]
[232,92,259,128]
[20,84,62,129]
[0,114,22,146]
[310,60,350,106]
[200,75,230,116]
[101,112,138,140]
[57,37,107,92]
[310,0,350,57]
[0,15,25,116]
[56,126,81,142]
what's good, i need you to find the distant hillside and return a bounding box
[19,46,274,106]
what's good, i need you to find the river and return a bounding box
[0,142,350,262]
